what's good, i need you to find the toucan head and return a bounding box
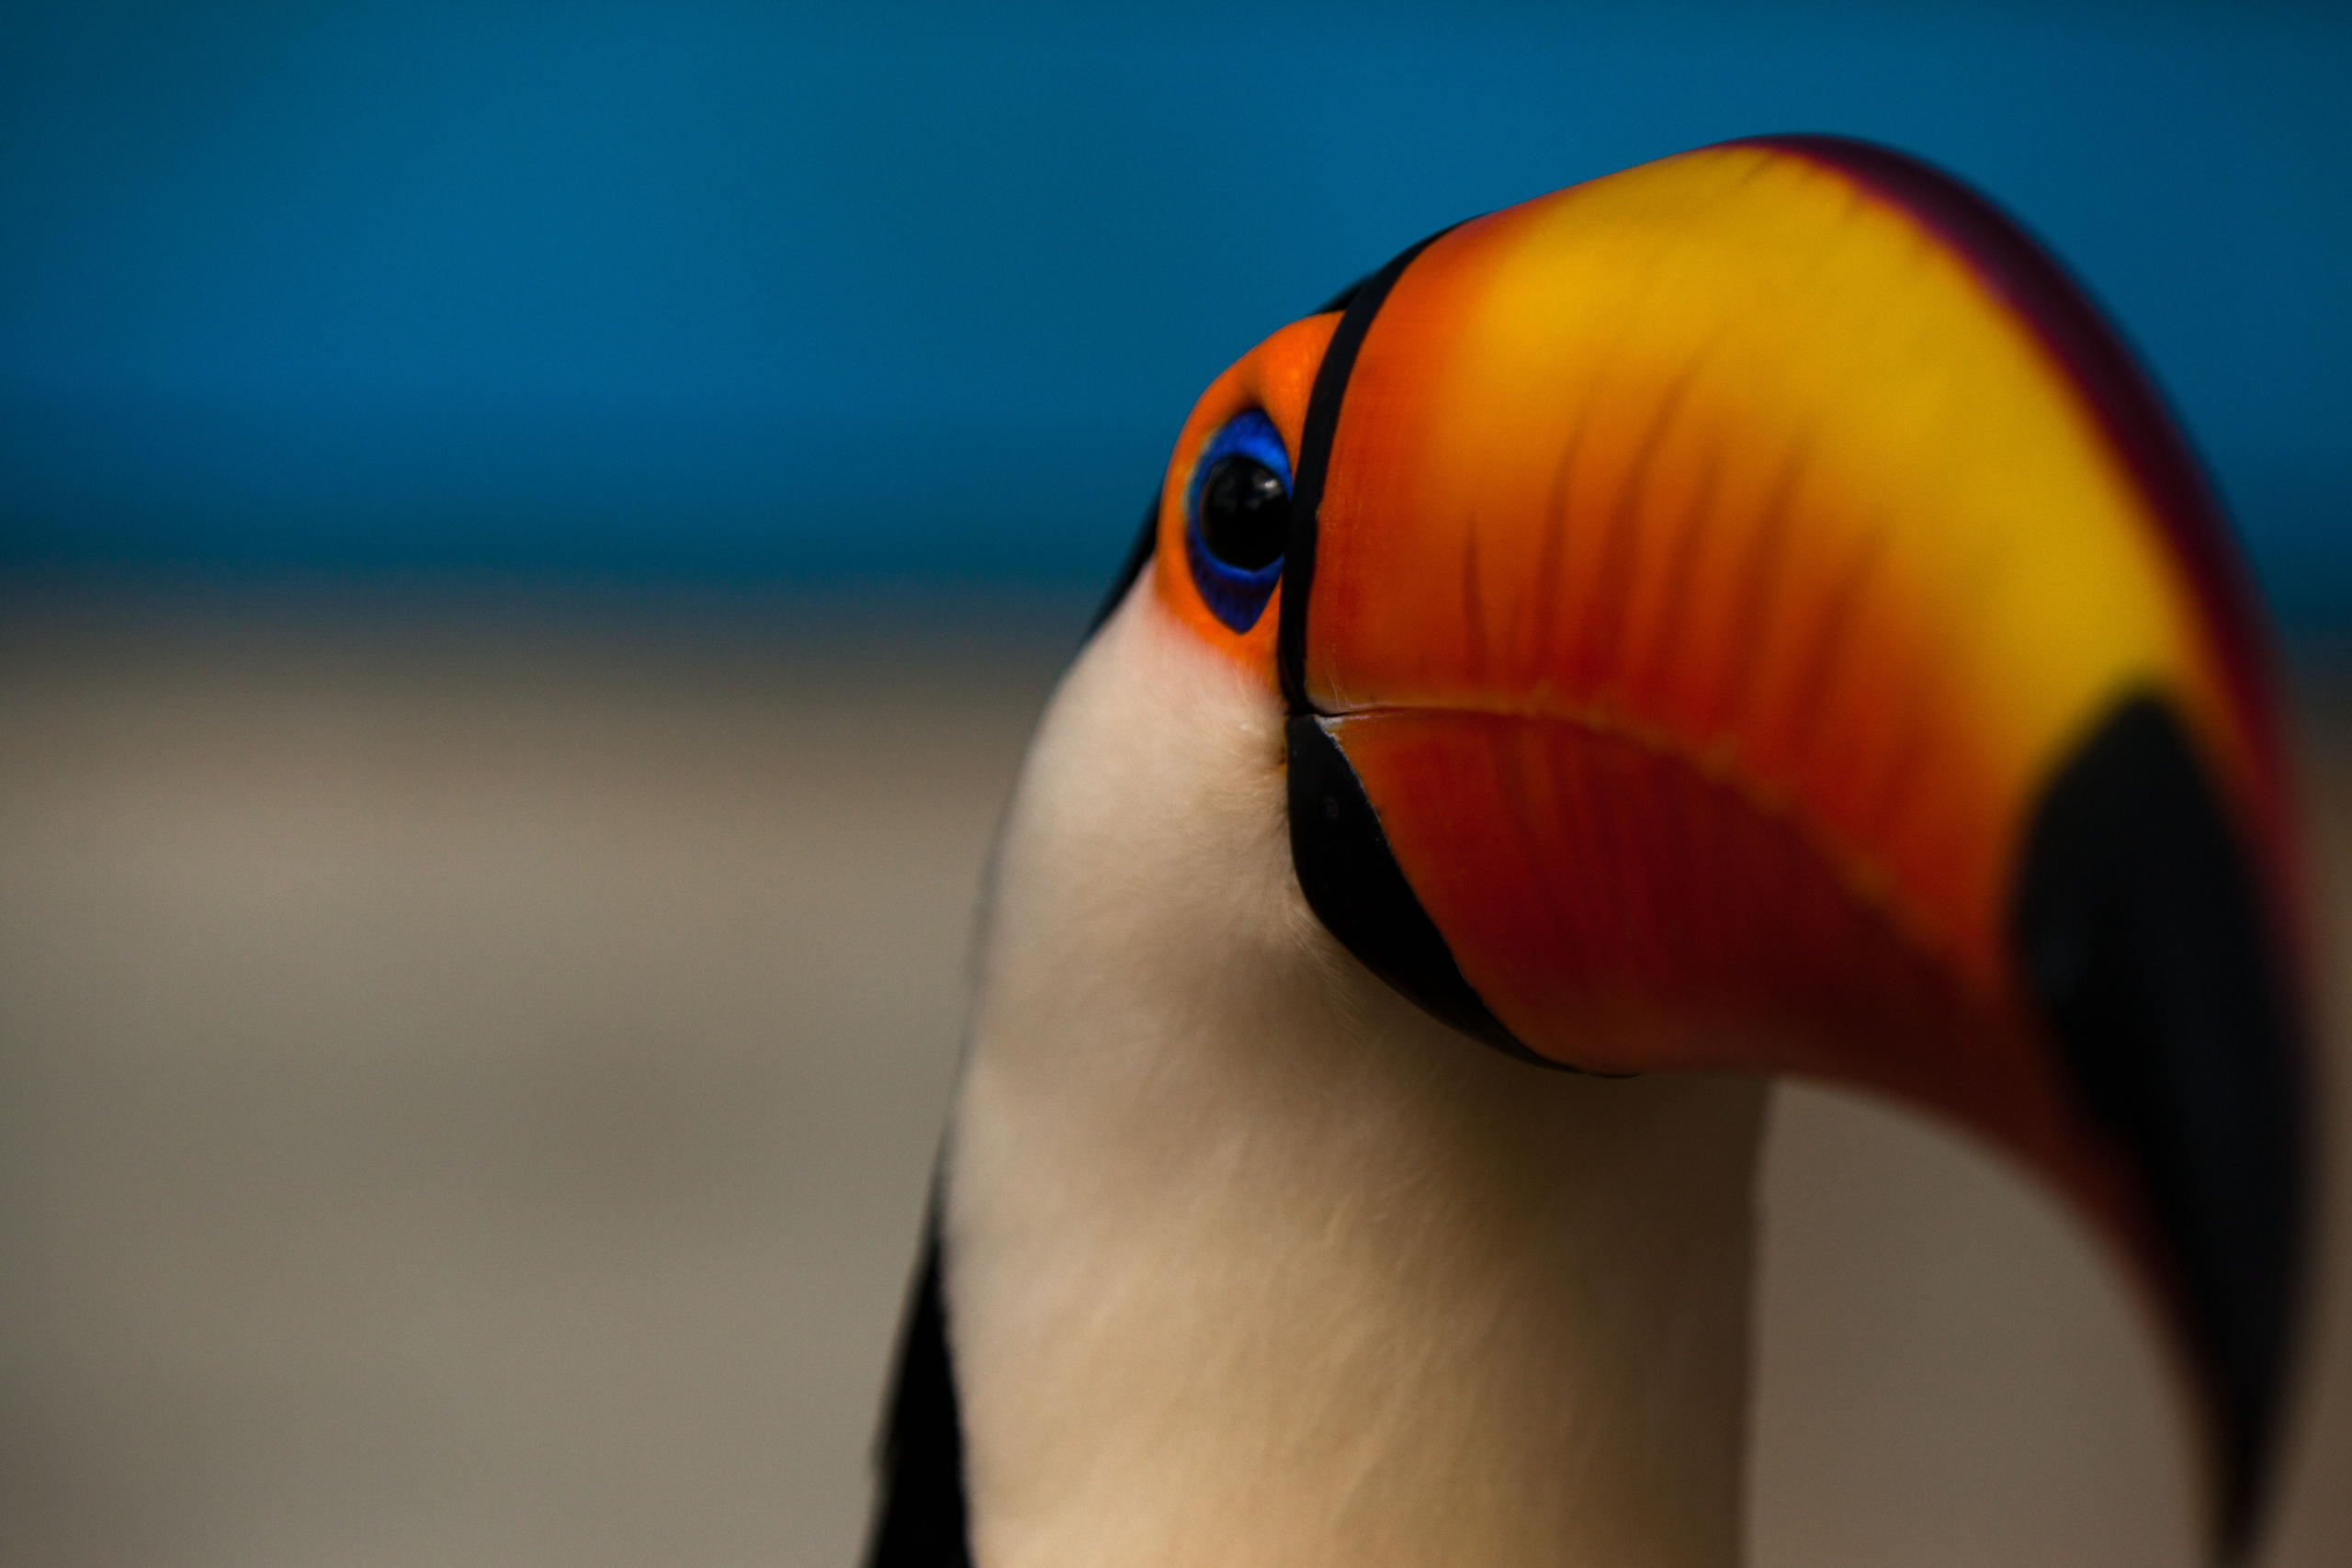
[1103,136,2311,1560]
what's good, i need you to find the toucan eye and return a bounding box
[1200,456,1288,570]
[1185,410,1292,633]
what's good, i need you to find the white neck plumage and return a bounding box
[941,581,1770,1568]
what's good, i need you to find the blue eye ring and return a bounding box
[1184,410,1293,634]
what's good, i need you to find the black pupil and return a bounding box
[1199,457,1289,571]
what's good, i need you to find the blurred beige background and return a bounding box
[1,599,2346,1568]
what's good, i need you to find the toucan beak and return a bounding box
[1278,139,2312,1561]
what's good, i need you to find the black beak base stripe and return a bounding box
[1278,222,1461,716]
[1287,716,1553,1066]
[1274,224,1547,1067]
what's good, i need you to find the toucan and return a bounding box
[863,137,2312,1568]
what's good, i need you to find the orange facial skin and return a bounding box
[1152,312,1337,671]
[1151,139,2309,1537]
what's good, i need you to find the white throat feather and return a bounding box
[947,574,1769,1568]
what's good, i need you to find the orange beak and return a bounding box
[1163,138,2312,1561]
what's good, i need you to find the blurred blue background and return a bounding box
[5,1,2349,625]
[9,15,2352,1567]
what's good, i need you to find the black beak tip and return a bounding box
[2014,692,2312,1562]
